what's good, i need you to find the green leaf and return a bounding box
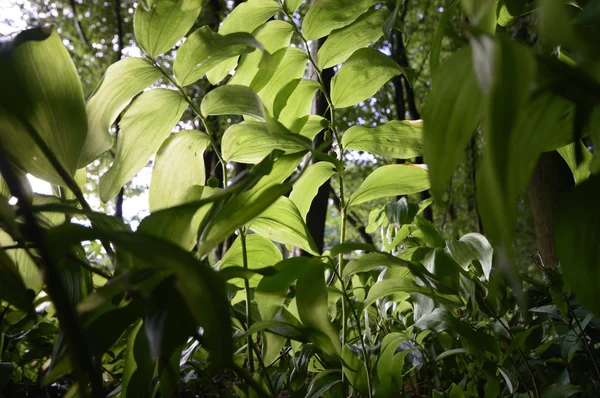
[85,57,161,166]
[555,174,600,315]
[134,0,203,58]
[139,185,219,249]
[200,85,264,120]
[317,8,389,69]
[289,162,336,221]
[250,197,319,255]
[342,252,410,279]
[0,26,87,185]
[99,89,188,202]
[46,223,233,369]
[475,38,535,246]
[461,0,496,33]
[229,21,295,87]
[306,369,342,398]
[197,183,290,258]
[217,234,282,288]
[174,27,262,86]
[557,141,591,185]
[284,0,304,13]
[149,130,211,211]
[221,121,307,164]
[256,48,308,116]
[376,334,408,397]
[331,48,403,108]
[0,250,34,313]
[435,348,467,361]
[296,260,341,356]
[0,230,43,294]
[121,321,154,397]
[342,120,423,159]
[423,46,482,200]
[446,233,493,280]
[364,278,462,307]
[347,164,430,207]
[541,383,582,398]
[206,0,281,84]
[274,79,321,127]
[302,0,379,41]
[255,257,311,363]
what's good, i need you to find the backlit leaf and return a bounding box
[446,233,493,280]
[229,21,295,87]
[347,164,430,207]
[331,48,403,108]
[342,120,423,159]
[317,8,389,69]
[221,121,307,164]
[250,197,319,255]
[84,57,161,166]
[134,0,203,58]
[302,0,379,41]
[217,234,282,288]
[149,130,211,212]
[99,89,188,202]
[200,85,264,120]
[289,162,336,221]
[174,27,262,86]
[0,26,87,185]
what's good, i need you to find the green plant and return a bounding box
[1,0,600,397]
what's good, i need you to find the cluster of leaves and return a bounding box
[1,0,600,397]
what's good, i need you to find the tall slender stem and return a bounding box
[284,9,355,395]
[149,59,228,185]
[240,228,254,374]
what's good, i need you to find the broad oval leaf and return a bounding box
[85,57,162,166]
[317,8,389,69]
[274,79,321,128]
[302,0,379,41]
[174,27,263,87]
[343,252,409,279]
[99,89,188,202]
[364,278,462,308]
[445,233,493,280]
[249,196,319,255]
[206,0,282,84]
[200,85,264,120]
[0,26,87,185]
[342,120,423,159]
[296,260,341,356]
[289,162,336,221]
[347,164,430,207]
[197,183,291,258]
[331,48,403,108]
[229,21,295,87]
[222,121,307,164]
[284,0,304,13]
[0,250,35,314]
[217,234,282,288]
[256,47,308,116]
[149,130,211,211]
[134,0,203,58]
[423,46,482,200]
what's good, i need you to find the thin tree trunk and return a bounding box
[302,37,334,254]
[528,151,574,268]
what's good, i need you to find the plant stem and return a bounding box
[232,362,271,398]
[240,228,255,374]
[149,59,228,185]
[284,10,352,393]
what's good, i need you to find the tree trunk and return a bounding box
[302,37,333,254]
[527,151,574,268]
